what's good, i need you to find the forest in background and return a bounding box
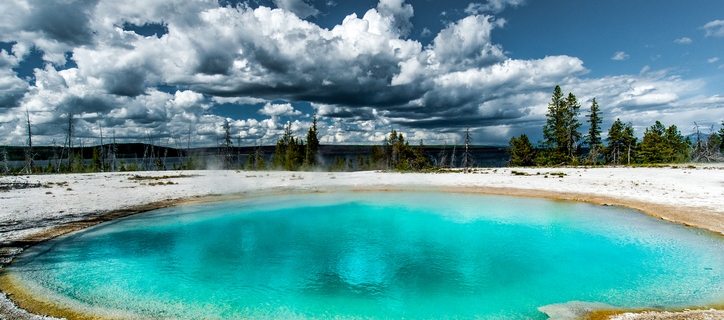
[0,114,502,174]
[2,85,723,175]
[508,85,724,167]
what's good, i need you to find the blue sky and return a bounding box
[0,0,722,146]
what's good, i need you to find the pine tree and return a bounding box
[564,92,582,163]
[91,147,102,172]
[272,122,292,169]
[717,120,724,153]
[508,134,536,166]
[585,98,603,164]
[541,86,581,165]
[606,118,625,165]
[664,124,689,163]
[304,115,320,168]
[285,137,304,170]
[606,119,637,165]
[542,85,566,164]
[621,123,636,165]
[370,145,384,169]
[639,121,688,164]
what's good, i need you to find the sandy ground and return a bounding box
[1,166,724,319]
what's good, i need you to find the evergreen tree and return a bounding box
[664,124,689,162]
[284,137,304,170]
[606,119,637,165]
[621,123,637,164]
[91,147,102,172]
[508,134,536,166]
[370,145,384,169]
[585,98,603,164]
[304,115,320,168]
[541,86,581,165]
[639,121,667,163]
[564,92,582,162]
[718,120,724,152]
[71,153,85,173]
[639,121,688,163]
[272,122,292,169]
[373,129,430,171]
[542,85,566,164]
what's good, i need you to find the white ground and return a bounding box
[1,166,724,319]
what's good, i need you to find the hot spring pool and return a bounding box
[4,192,724,319]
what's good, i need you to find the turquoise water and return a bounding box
[7,192,724,319]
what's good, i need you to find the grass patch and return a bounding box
[128,174,196,181]
[548,172,566,178]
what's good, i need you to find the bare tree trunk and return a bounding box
[23,108,34,174]
[99,121,105,172]
[65,113,74,170]
[110,130,117,172]
[450,144,457,169]
[460,127,475,170]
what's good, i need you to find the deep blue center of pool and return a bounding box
[7,192,724,319]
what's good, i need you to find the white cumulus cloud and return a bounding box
[464,0,525,14]
[0,0,722,146]
[702,20,724,37]
[611,51,629,61]
[259,102,302,116]
[674,37,692,44]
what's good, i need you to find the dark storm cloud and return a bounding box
[393,107,527,130]
[26,0,99,46]
[0,78,27,110]
[104,69,147,97]
[0,88,25,109]
[58,95,116,115]
[193,79,427,110]
[196,52,234,75]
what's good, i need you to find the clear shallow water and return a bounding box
[6,192,724,319]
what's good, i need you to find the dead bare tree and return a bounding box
[142,132,150,170]
[450,143,457,168]
[109,130,118,172]
[162,137,169,170]
[221,119,233,169]
[63,112,74,171]
[460,127,475,170]
[691,122,724,162]
[98,121,105,172]
[22,108,34,174]
[237,134,242,168]
[437,141,448,168]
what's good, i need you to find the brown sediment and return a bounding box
[0,273,118,320]
[1,184,723,320]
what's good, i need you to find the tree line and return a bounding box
[2,112,440,174]
[508,85,724,166]
[268,119,432,172]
